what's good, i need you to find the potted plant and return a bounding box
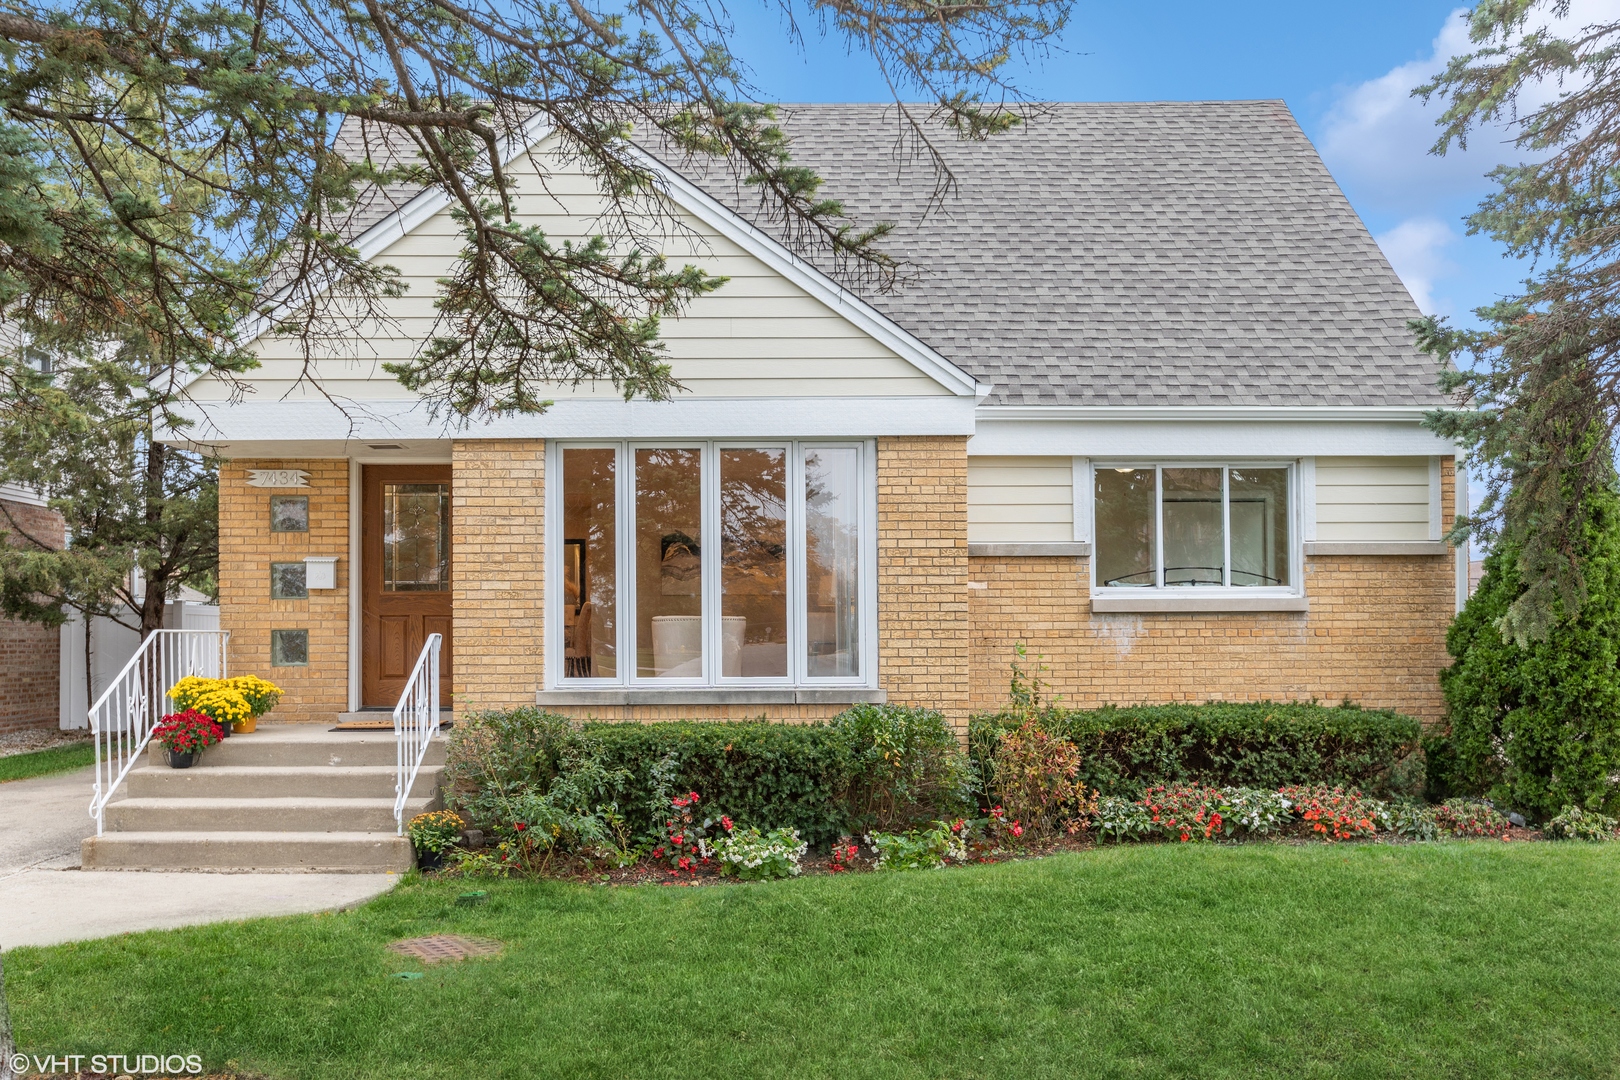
[408,810,465,871]
[152,709,225,768]
[226,675,283,732]
[168,676,278,734]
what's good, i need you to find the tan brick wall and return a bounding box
[967,461,1459,723]
[218,460,349,721]
[877,436,971,730]
[0,498,63,733]
[453,440,546,711]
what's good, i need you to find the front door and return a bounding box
[362,465,453,707]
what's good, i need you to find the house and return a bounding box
[170,101,1463,732]
[0,483,64,735]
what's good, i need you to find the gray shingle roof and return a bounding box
[332,103,1445,408]
[659,101,1445,407]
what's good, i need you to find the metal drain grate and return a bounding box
[387,934,505,964]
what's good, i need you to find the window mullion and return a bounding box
[618,442,633,686]
[1222,466,1232,588]
[1155,465,1164,588]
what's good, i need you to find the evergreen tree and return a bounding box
[1440,447,1620,819]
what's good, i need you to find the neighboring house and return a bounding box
[167,101,1463,731]
[0,483,64,734]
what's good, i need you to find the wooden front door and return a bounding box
[362,465,453,707]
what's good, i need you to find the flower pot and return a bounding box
[217,720,231,738]
[415,847,447,872]
[166,749,197,769]
[233,716,257,734]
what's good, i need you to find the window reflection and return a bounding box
[636,449,703,678]
[382,484,449,592]
[721,449,788,678]
[806,448,860,678]
[562,448,617,678]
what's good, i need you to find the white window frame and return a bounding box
[546,440,879,689]
[1088,460,1303,598]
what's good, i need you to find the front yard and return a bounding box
[12,842,1620,1079]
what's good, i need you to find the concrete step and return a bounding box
[82,831,414,872]
[150,725,448,769]
[128,764,443,800]
[104,795,436,834]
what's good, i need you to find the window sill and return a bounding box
[1304,542,1450,556]
[535,688,888,707]
[968,542,1092,557]
[1089,593,1309,613]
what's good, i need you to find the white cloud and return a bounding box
[1375,217,1457,315]
[1318,1,1620,216]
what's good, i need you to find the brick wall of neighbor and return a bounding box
[876,436,971,731]
[0,498,64,733]
[967,458,1461,724]
[453,440,547,712]
[218,460,349,721]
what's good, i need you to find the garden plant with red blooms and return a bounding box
[653,791,726,877]
[152,709,225,756]
[1279,785,1381,841]
[1136,784,1227,842]
[828,841,861,872]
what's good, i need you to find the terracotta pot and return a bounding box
[166,749,197,769]
[233,716,257,734]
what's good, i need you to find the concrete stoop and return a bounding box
[82,724,446,873]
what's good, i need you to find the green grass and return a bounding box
[0,742,95,783]
[11,843,1620,1079]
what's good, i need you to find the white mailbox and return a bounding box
[303,556,338,590]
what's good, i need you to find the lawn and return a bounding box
[0,742,95,783]
[11,843,1620,1080]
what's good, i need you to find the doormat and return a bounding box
[387,934,504,964]
[328,719,452,731]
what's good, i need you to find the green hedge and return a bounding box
[588,721,856,848]
[970,702,1421,798]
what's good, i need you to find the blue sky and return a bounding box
[723,1,1620,329]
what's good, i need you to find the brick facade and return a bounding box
[0,497,64,733]
[223,444,1457,726]
[877,436,972,729]
[218,460,350,721]
[452,440,547,713]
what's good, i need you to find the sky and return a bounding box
[719,0,1620,328]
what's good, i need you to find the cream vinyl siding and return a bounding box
[967,456,1074,543]
[1314,457,1432,542]
[191,136,944,403]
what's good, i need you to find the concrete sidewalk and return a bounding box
[2,766,398,949]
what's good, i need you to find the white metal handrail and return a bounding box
[394,633,443,834]
[89,629,230,835]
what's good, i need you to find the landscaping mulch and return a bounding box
[0,727,93,759]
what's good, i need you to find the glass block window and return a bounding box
[270,561,308,599]
[270,629,309,666]
[270,496,309,533]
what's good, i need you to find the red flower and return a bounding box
[721,815,733,831]
[514,822,527,831]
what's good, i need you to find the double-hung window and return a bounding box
[1093,463,1297,593]
[551,441,876,687]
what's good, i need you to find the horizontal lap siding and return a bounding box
[1315,457,1431,542]
[192,139,945,403]
[967,457,1074,543]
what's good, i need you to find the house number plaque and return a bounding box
[246,469,311,489]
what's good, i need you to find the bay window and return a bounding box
[1093,463,1295,591]
[554,442,874,686]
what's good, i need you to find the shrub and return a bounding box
[1541,805,1620,841]
[444,709,629,871]
[832,704,970,831]
[971,701,1419,798]
[1433,799,1512,840]
[1440,470,1620,819]
[713,825,807,880]
[983,721,1098,838]
[866,821,968,870]
[1385,800,1439,841]
[408,810,464,854]
[1279,786,1382,841]
[152,709,224,755]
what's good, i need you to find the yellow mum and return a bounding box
[190,686,253,726]
[168,675,283,721]
[227,675,283,718]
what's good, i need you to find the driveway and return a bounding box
[1,766,397,950]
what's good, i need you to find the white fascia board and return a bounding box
[969,416,1458,458]
[0,482,48,508]
[159,394,976,450]
[630,146,980,399]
